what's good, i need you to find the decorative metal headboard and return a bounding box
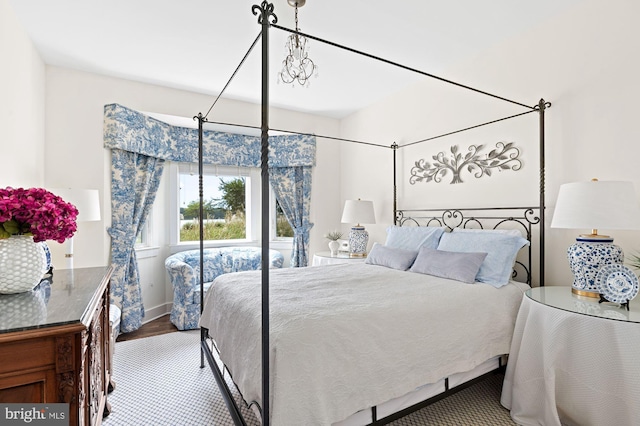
[395,207,541,286]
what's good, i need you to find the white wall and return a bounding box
[44,66,340,321]
[340,0,640,287]
[9,0,639,323]
[0,0,46,186]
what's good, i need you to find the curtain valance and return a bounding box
[103,103,315,167]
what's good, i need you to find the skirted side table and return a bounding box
[501,286,640,426]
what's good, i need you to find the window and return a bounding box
[135,225,147,246]
[175,164,251,244]
[135,213,152,247]
[272,193,294,239]
[169,163,292,247]
[135,210,161,259]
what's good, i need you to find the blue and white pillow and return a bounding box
[452,228,524,237]
[437,232,529,287]
[385,226,445,251]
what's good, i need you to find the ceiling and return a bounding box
[10,0,583,119]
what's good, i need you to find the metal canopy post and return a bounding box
[252,2,277,425]
[392,143,398,225]
[197,113,205,370]
[537,98,550,287]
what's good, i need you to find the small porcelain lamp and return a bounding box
[49,188,101,269]
[551,179,640,297]
[341,199,376,257]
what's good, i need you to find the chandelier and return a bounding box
[278,0,316,87]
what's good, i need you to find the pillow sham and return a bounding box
[437,232,529,287]
[385,226,445,251]
[365,243,418,271]
[409,247,487,284]
[452,228,523,237]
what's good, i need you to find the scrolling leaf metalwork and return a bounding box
[252,1,278,25]
[409,142,522,185]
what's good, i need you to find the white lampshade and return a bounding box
[49,188,101,222]
[341,199,376,225]
[47,188,101,270]
[551,180,640,232]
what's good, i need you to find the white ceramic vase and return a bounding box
[0,235,49,294]
[328,240,340,256]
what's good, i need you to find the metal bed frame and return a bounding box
[395,207,542,286]
[196,2,550,425]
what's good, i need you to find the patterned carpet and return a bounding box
[103,331,516,425]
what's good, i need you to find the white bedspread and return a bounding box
[199,263,528,425]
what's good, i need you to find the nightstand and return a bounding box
[501,286,640,426]
[312,251,367,266]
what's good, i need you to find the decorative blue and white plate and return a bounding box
[595,264,639,304]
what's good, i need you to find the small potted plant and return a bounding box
[324,230,343,256]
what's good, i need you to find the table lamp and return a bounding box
[50,188,101,269]
[341,199,376,257]
[551,179,640,297]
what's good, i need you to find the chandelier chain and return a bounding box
[294,4,300,47]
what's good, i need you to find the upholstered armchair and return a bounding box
[165,247,284,330]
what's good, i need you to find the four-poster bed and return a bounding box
[196,2,550,425]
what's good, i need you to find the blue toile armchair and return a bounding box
[165,247,284,330]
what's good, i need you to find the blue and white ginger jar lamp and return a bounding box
[551,179,640,297]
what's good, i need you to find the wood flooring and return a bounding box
[116,314,178,342]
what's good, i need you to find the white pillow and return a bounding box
[437,232,529,287]
[365,243,418,271]
[385,226,445,251]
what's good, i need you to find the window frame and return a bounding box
[168,162,291,250]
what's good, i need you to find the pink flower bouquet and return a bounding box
[0,187,78,243]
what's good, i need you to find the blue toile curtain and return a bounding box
[103,103,316,331]
[107,149,164,332]
[270,166,314,267]
[268,133,316,267]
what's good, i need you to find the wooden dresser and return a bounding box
[0,266,114,426]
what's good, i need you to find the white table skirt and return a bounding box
[501,292,640,426]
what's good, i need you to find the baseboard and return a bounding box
[142,302,172,324]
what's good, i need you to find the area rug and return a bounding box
[103,331,515,425]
